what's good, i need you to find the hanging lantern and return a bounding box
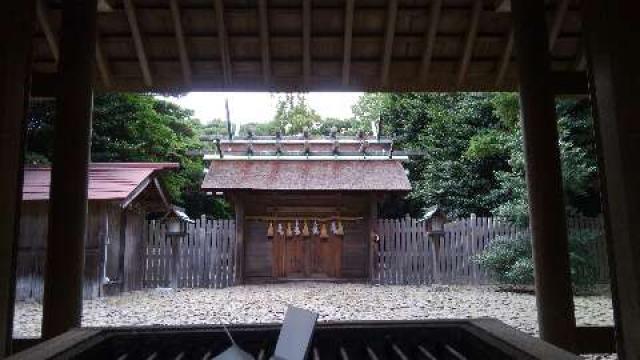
[336,220,344,236]
[294,220,301,236]
[302,221,310,237]
[267,222,274,238]
[277,223,285,236]
[320,223,329,239]
[286,222,293,237]
[312,220,320,236]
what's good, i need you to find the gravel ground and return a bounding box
[13,283,614,357]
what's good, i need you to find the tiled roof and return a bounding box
[22,163,179,202]
[201,160,411,192]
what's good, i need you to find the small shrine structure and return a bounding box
[201,131,411,283]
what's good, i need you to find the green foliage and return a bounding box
[473,229,601,289]
[273,93,321,135]
[489,95,601,224]
[26,94,231,219]
[354,93,511,218]
[312,117,362,136]
[472,233,534,285]
[465,129,510,160]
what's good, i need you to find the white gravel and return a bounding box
[13,282,613,341]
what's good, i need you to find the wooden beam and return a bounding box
[457,0,482,87]
[575,326,615,354]
[36,0,59,63]
[574,45,587,71]
[495,0,511,12]
[380,0,398,86]
[169,0,192,87]
[214,0,232,86]
[95,36,112,89]
[496,0,568,87]
[258,0,271,85]
[302,0,311,86]
[342,0,354,86]
[548,0,570,51]
[42,0,97,340]
[419,0,442,81]
[512,0,576,351]
[123,0,152,87]
[495,30,514,86]
[583,0,640,357]
[0,2,34,356]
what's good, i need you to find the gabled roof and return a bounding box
[23,163,179,206]
[201,160,411,192]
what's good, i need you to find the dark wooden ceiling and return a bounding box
[32,0,586,92]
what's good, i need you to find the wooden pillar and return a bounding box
[42,0,97,340]
[234,196,245,284]
[511,0,576,351]
[0,2,34,356]
[583,1,640,358]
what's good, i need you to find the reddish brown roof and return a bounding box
[23,163,179,202]
[201,160,411,192]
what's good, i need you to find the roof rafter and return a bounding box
[380,0,399,86]
[457,0,482,87]
[342,0,355,86]
[214,0,232,86]
[495,0,571,86]
[170,0,192,87]
[302,0,312,86]
[95,36,112,89]
[495,30,514,86]
[258,0,271,85]
[419,0,442,81]
[36,0,59,63]
[123,0,153,87]
[548,0,571,51]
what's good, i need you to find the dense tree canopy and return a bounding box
[352,93,601,222]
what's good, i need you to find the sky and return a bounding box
[163,92,364,124]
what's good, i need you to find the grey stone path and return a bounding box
[14,282,613,342]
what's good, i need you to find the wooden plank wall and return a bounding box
[373,215,609,286]
[144,218,236,289]
[15,202,114,301]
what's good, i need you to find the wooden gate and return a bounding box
[272,234,342,279]
[144,217,236,289]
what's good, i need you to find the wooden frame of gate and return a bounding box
[2,0,639,357]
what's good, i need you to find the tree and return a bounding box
[355,93,510,218]
[353,92,601,221]
[273,93,321,134]
[26,94,231,219]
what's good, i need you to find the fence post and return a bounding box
[470,213,477,283]
[170,233,179,289]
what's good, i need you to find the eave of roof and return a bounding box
[201,159,411,192]
[22,162,179,203]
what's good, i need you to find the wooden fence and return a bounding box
[144,217,236,289]
[373,215,608,286]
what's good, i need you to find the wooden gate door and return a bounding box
[275,233,342,279]
[284,235,305,277]
[307,234,342,278]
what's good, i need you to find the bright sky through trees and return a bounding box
[163,92,364,124]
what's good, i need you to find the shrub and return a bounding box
[473,229,601,291]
